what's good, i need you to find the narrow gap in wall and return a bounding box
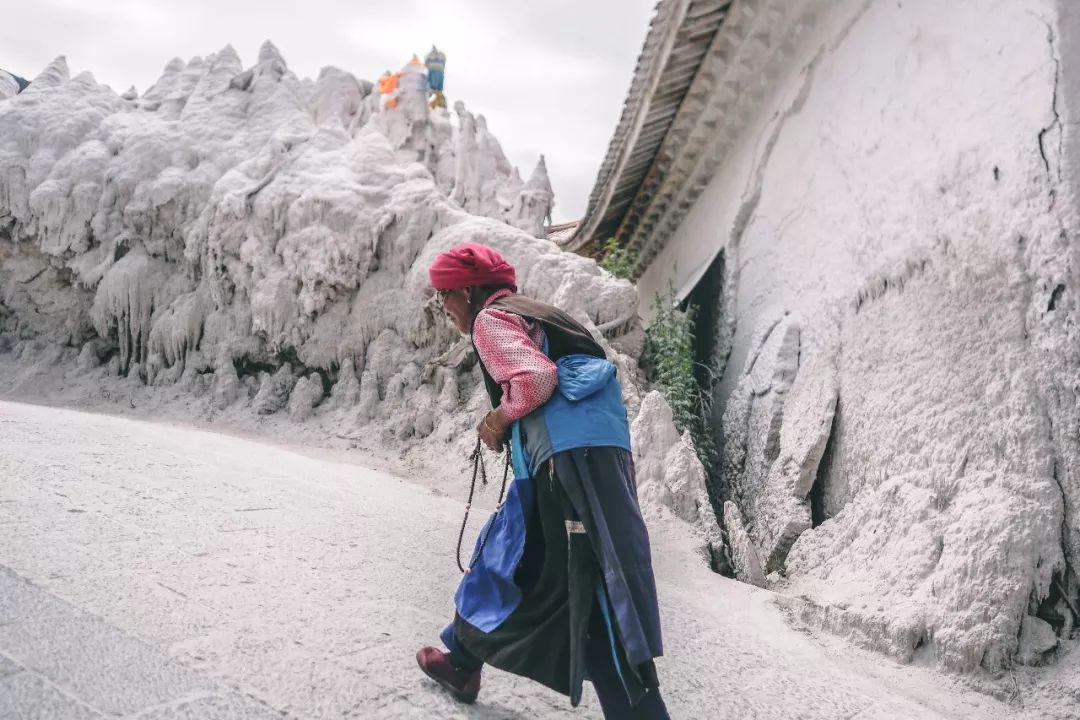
[810,400,839,528]
[1046,449,1080,639]
[684,250,728,515]
[233,355,278,379]
[278,346,304,373]
[0,298,12,339]
[1036,566,1079,639]
[316,368,334,395]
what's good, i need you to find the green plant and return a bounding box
[643,285,716,466]
[599,237,638,280]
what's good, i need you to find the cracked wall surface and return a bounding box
[645,0,1080,673]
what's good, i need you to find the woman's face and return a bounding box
[439,288,472,334]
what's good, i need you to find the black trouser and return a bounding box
[583,602,670,720]
[450,602,670,720]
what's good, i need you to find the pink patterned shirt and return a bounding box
[473,290,558,420]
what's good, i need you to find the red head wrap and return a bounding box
[428,242,517,292]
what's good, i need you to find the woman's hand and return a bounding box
[478,409,510,452]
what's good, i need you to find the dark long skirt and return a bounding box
[442,447,665,714]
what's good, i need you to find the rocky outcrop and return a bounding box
[631,391,724,562]
[723,501,766,588]
[0,43,722,559]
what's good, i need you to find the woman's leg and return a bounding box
[440,624,484,672]
[447,461,579,693]
[585,605,670,720]
[418,627,483,704]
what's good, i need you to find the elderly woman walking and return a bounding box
[416,242,670,719]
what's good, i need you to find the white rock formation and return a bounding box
[721,313,809,572]
[0,44,718,555]
[509,155,555,238]
[723,501,766,588]
[631,391,724,563]
[0,71,19,100]
[288,374,324,420]
[1018,615,1059,666]
[253,365,296,415]
[0,44,564,382]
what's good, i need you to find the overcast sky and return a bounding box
[3,0,656,223]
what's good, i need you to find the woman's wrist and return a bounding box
[486,408,511,433]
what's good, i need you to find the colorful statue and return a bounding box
[425,46,446,92]
[378,49,447,112]
[377,69,400,109]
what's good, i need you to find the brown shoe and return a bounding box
[416,646,481,704]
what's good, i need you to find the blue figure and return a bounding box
[425,46,446,93]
